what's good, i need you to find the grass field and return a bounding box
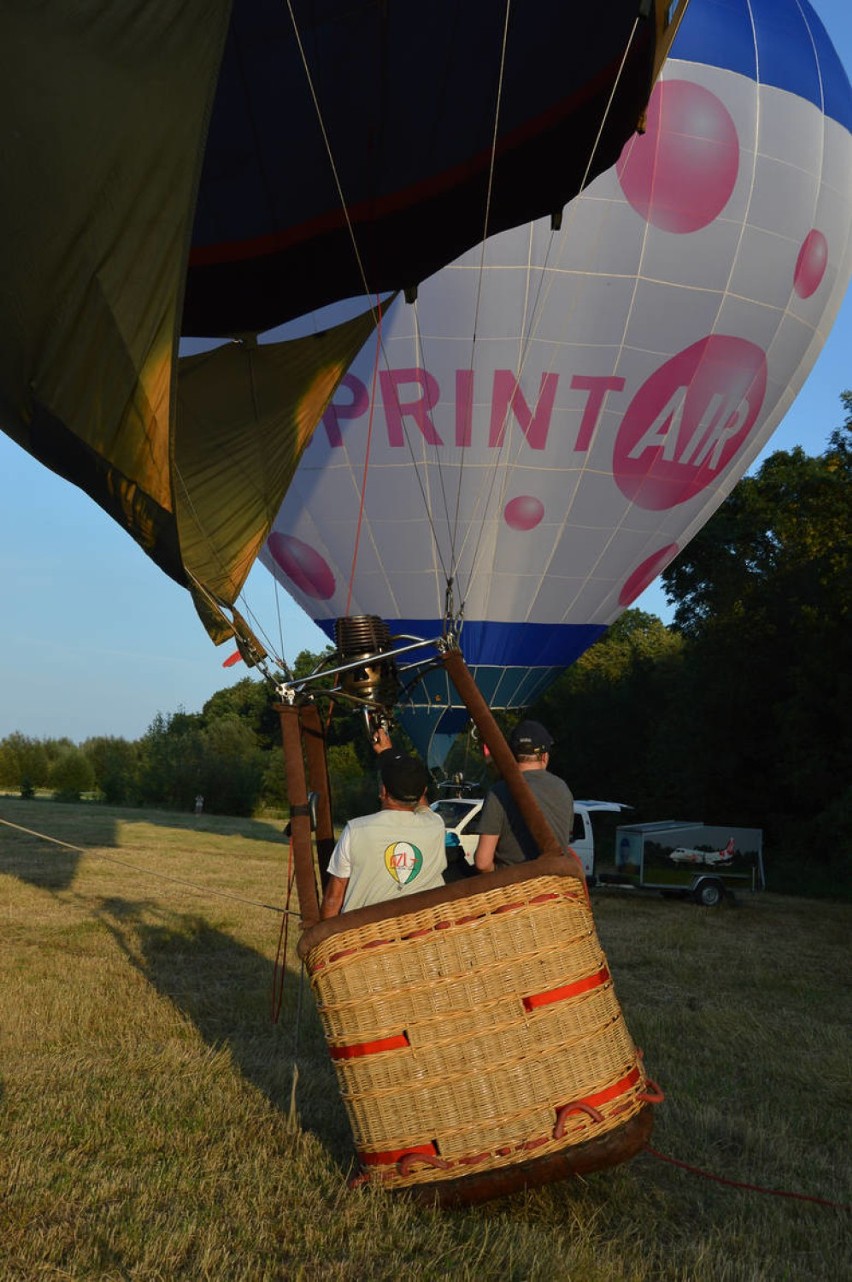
[1,798,849,1281]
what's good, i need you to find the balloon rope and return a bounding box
[345,296,384,615]
[643,1146,852,1213]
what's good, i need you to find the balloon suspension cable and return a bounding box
[460,9,648,608]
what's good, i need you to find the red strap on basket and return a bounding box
[523,964,610,1010]
[359,1140,440,1168]
[581,1063,642,1109]
[330,1031,410,1060]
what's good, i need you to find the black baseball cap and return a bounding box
[379,750,429,803]
[509,720,554,754]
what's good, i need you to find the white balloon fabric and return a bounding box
[262,0,852,764]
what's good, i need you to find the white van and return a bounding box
[430,792,630,876]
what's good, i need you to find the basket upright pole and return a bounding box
[276,703,322,926]
[299,702,336,893]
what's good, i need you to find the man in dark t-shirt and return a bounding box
[473,720,574,871]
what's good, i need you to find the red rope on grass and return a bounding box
[643,1146,851,1212]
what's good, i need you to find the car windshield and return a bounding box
[432,800,479,828]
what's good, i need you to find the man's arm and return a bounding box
[474,833,499,873]
[320,874,349,919]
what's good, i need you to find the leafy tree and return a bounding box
[326,741,380,819]
[0,733,50,793]
[660,408,851,881]
[531,610,684,809]
[197,714,265,816]
[136,710,206,811]
[49,747,96,802]
[202,676,281,751]
[83,736,140,805]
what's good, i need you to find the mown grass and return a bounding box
[1,798,849,1281]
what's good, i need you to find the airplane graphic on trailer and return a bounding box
[669,838,736,867]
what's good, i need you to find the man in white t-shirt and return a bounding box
[320,742,447,917]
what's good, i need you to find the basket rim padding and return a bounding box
[298,853,582,957]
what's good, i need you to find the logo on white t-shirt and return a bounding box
[384,841,424,887]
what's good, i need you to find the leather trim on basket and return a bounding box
[299,854,582,958]
[400,1103,655,1208]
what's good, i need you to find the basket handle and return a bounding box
[638,1078,665,1105]
[553,1101,604,1139]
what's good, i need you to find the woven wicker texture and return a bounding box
[304,872,648,1189]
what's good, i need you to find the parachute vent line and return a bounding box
[284,1,377,324]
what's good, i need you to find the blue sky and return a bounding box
[1,0,850,744]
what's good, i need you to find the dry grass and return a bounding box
[1,797,849,1281]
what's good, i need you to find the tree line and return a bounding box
[2,403,849,895]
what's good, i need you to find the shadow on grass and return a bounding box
[0,797,285,893]
[123,808,288,846]
[0,798,105,890]
[97,897,354,1174]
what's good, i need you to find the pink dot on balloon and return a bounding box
[613,334,767,511]
[793,229,828,299]
[616,80,739,233]
[267,532,336,600]
[504,495,544,530]
[619,545,679,606]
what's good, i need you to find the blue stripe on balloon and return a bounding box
[315,617,606,674]
[673,0,852,133]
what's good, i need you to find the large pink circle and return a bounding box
[267,532,336,600]
[613,335,767,510]
[504,495,544,530]
[793,229,828,298]
[619,545,679,606]
[616,80,739,233]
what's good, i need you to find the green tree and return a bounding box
[49,747,96,802]
[83,736,140,805]
[136,710,206,811]
[196,715,265,816]
[202,676,281,751]
[0,733,50,794]
[531,609,684,809]
[660,408,851,884]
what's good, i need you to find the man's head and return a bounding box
[379,750,429,807]
[508,719,553,764]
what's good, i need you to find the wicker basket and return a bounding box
[299,856,656,1204]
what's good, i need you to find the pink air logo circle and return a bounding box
[613,335,767,510]
[794,229,828,298]
[267,531,336,599]
[504,495,545,530]
[616,80,739,233]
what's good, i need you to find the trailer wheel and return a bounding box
[694,879,724,908]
